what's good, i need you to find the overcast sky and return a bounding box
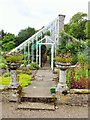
[0,0,89,35]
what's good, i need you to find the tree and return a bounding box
[2,41,15,51]
[15,27,36,46]
[0,30,6,39]
[2,33,15,51]
[64,12,87,40]
[69,12,87,24]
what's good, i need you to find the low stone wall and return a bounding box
[56,93,89,106]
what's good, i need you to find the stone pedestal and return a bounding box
[56,69,68,92]
[55,62,74,92]
[9,70,19,88]
[7,63,19,88]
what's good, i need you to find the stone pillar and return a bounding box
[9,69,19,88]
[59,70,66,83]
[58,69,67,91]
[56,68,67,92]
[7,63,20,89]
[55,63,69,92]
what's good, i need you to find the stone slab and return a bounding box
[17,102,55,111]
[70,89,90,94]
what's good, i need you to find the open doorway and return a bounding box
[41,45,47,67]
[38,43,54,70]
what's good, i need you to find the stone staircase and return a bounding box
[17,63,57,110]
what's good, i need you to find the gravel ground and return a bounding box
[1,101,88,119]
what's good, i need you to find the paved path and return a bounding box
[23,61,57,98]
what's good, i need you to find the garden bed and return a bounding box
[0,73,32,88]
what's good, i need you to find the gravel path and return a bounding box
[1,101,88,118]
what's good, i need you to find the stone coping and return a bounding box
[69,89,90,94]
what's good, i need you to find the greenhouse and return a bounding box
[9,15,65,70]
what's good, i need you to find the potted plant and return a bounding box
[55,51,72,66]
[5,52,23,69]
[55,51,74,92]
[50,87,56,94]
[3,51,23,88]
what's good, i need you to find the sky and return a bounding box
[0,0,89,35]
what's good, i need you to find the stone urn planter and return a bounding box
[55,52,75,92]
[7,62,21,88]
[4,52,23,89]
[55,62,73,92]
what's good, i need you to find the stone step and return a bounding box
[21,96,56,103]
[17,102,55,111]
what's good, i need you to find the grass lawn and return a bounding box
[0,73,32,87]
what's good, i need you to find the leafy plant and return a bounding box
[19,67,32,75]
[0,77,10,85]
[78,78,89,89]
[4,52,23,63]
[3,72,10,77]
[0,73,32,87]
[71,54,78,65]
[66,69,72,88]
[62,90,68,95]
[18,73,32,87]
[0,63,7,70]
[70,64,89,89]
[55,52,72,63]
[78,54,86,65]
[0,56,6,63]
[29,62,39,70]
[86,39,90,47]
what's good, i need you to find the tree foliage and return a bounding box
[64,12,87,40]
[2,33,15,51]
[69,12,87,24]
[85,20,90,39]
[0,30,6,39]
[15,27,36,46]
